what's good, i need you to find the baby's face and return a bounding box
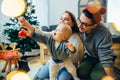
[53,25,66,42]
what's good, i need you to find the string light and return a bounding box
[1,0,26,18]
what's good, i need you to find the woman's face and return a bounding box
[59,13,74,27]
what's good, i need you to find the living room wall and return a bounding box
[48,0,78,25]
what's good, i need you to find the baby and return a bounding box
[18,17,80,80]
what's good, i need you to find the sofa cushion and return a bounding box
[49,25,57,31]
[42,26,50,32]
[42,25,58,32]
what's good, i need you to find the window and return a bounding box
[78,0,107,23]
[107,0,120,31]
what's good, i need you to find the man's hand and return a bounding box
[104,67,117,80]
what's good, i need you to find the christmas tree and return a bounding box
[3,0,40,56]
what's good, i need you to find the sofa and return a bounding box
[41,25,58,32]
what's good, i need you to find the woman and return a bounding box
[18,11,84,80]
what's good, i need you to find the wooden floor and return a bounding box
[0,51,120,80]
[0,56,41,80]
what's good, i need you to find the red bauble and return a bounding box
[18,29,27,38]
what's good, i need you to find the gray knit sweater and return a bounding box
[35,29,84,67]
[82,23,116,67]
[31,33,75,63]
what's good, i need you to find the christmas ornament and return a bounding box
[18,29,27,38]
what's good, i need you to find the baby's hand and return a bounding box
[18,16,28,28]
[18,16,35,36]
[65,43,75,52]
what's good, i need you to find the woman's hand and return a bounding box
[65,42,75,52]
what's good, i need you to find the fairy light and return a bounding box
[1,0,26,18]
[7,70,31,80]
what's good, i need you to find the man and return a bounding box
[77,6,117,80]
